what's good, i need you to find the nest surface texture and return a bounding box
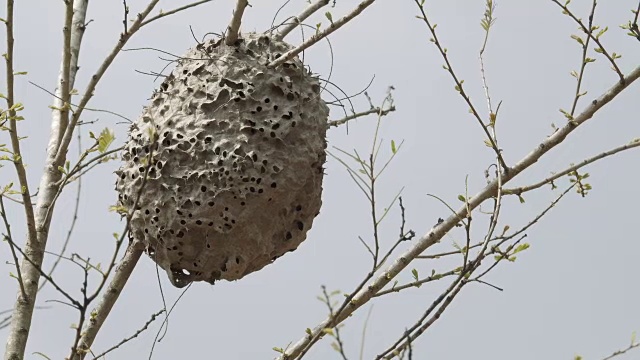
[115,33,328,287]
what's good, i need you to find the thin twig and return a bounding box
[415,0,508,173]
[602,340,640,360]
[503,139,640,195]
[0,197,26,298]
[140,0,213,27]
[328,106,396,128]
[359,305,373,360]
[320,286,349,360]
[551,0,624,80]
[89,310,165,360]
[72,242,145,360]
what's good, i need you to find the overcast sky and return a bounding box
[2,1,640,359]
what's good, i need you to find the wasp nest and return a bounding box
[115,33,328,287]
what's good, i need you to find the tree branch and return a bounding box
[280,65,640,360]
[3,1,87,359]
[54,0,160,167]
[274,0,330,40]
[503,138,640,195]
[268,0,377,68]
[140,0,213,27]
[328,106,396,128]
[72,241,145,360]
[225,0,249,45]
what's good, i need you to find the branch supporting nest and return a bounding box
[274,0,330,40]
[268,0,377,68]
[225,0,249,45]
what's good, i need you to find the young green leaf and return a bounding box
[411,268,419,281]
[98,128,115,153]
[325,12,333,24]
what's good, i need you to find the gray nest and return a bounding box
[115,33,328,287]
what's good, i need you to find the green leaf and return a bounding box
[13,71,27,76]
[513,243,530,254]
[108,205,128,215]
[518,195,525,203]
[390,140,397,154]
[97,128,115,153]
[325,12,333,24]
[272,347,284,354]
[305,328,313,336]
[570,34,584,45]
[411,268,419,281]
[458,195,466,202]
[2,182,14,194]
[9,102,24,112]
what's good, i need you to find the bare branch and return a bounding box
[0,196,26,299]
[275,0,330,40]
[280,64,640,360]
[268,0,377,68]
[602,338,640,360]
[328,106,396,128]
[89,310,165,360]
[140,0,213,27]
[504,138,640,195]
[225,0,249,45]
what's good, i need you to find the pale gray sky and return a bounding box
[2,1,640,359]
